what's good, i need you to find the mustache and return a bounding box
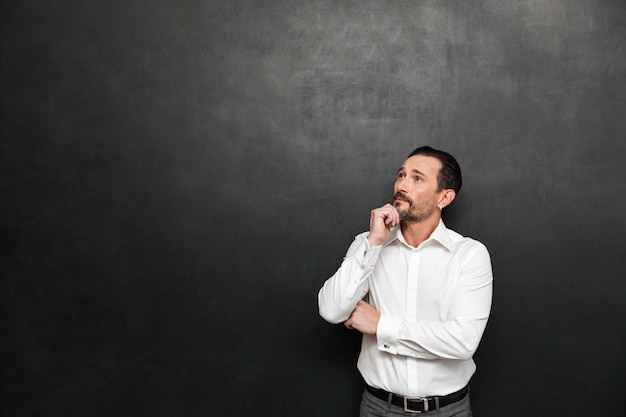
[393,192,413,205]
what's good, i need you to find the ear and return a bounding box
[438,189,456,209]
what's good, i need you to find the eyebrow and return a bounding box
[398,167,428,177]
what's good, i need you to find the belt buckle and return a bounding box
[403,395,429,413]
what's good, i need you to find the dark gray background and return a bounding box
[2,0,625,416]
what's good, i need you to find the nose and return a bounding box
[395,176,409,194]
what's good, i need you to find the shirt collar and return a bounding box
[383,219,453,250]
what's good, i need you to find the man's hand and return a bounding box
[367,203,399,247]
[344,300,380,335]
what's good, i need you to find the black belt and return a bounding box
[366,384,468,413]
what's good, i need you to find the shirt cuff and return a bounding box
[377,315,401,354]
[361,240,382,269]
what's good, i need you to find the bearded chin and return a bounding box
[399,205,435,223]
[398,207,418,222]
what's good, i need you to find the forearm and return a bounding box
[318,235,381,323]
[377,316,490,360]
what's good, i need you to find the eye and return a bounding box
[414,176,423,182]
[397,172,406,179]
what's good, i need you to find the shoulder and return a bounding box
[446,228,491,259]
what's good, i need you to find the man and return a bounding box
[318,146,493,416]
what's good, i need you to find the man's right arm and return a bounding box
[317,233,381,324]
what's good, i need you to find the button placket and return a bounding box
[406,247,420,394]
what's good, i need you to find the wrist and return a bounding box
[367,233,384,247]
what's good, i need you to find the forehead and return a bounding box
[400,155,442,176]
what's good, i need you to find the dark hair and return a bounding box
[407,146,462,193]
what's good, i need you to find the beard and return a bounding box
[393,192,438,223]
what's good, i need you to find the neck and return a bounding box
[400,215,441,247]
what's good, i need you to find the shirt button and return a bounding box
[384,343,390,348]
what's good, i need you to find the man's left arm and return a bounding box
[376,243,493,360]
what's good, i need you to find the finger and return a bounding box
[378,215,394,228]
[390,206,400,226]
[384,211,398,227]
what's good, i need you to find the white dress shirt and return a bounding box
[318,220,493,397]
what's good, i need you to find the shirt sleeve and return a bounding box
[318,233,382,324]
[378,242,493,360]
